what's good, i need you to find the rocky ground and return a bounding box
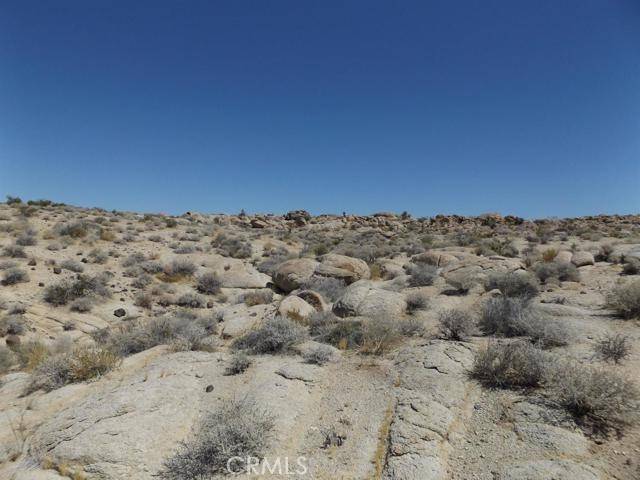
[0,201,639,480]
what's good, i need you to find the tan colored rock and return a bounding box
[278,295,316,320]
[554,250,573,263]
[316,253,370,284]
[333,280,406,318]
[571,251,594,267]
[411,251,458,267]
[273,258,319,293]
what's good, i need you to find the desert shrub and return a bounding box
[622,258,640,275]
[360,316,403,355]
[88,248,109,264]
[44,275,110,306]
[607,280,640,319]
[60,259,84,273]
[533,262,580,283]
[3,244,26,258]
[594,334,631,364]
[173,244,196,254]
[405,291,430,314]
[241,290,273,306]
[70,297,93,313]
[303,344,335,365]
[438,309,475,341]
[122,252,146,267]
[26,346,119,393]
[299,276,346,302]
[475,238,518,258]
[132,273,153,289]
[140,260,163,274]
[398,316,426,337]
[134,292,154,309]
[595,244,614,262]
[471,341,549,388]
[55,221,90,238]
[162,259,197,280]
[485,271,538,299]
[546,362,639,431]
[0,345,15,374]
[0,314,25,335]
[2,268,29,285]
[213,234,252,259]
[0,260,18,270]
[541,248,558,262]
[160,398,274,479]
[175,293,206,308]
[6,195,22,205]
[96,312,215,356]
[15,340,49,371]
[233,316,307,354]
[225,352,252,375]
[196,272,221,295]
[407,263,438,287]
[479,296,569,347]
[15,232,37,246]
[313,318,363,350]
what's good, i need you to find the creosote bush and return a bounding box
[234,316,307,354]
[533,262,580,283]
[161,398,274,480]
[606,279,640,319]
[299,276,346,302]
[438,309,475,341]
[3,244,26,258]
[0,345,16,374]
[472,341,549,388]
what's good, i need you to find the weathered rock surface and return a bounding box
[273,258,319,292]
[316,253,371,284]
[333,280,407,318]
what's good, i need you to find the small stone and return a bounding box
[114,308,126,317]
[53,267,62,274]
[205,385,214,393]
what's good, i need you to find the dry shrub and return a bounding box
[26,345,120,393]
[546,362,639,432]
[160,398,274,479]
[607,279,640,319]
[438,309,475,341]
[594,334,631,364]
[472,341,549,388]
[233,316,307,354]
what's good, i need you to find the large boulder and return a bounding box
[315,254,370,284]
[333,280,406,318]
[554,250,573,263]
[571,251,594,267]
[273,258,319,293]
[411,251,458,267]
[278,295,316,321]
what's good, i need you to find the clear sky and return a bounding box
[1,1,639,218]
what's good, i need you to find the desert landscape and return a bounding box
[0,198,638,479]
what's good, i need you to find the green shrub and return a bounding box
[485,271,538,299]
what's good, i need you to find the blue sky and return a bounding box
[1,1,639,217]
